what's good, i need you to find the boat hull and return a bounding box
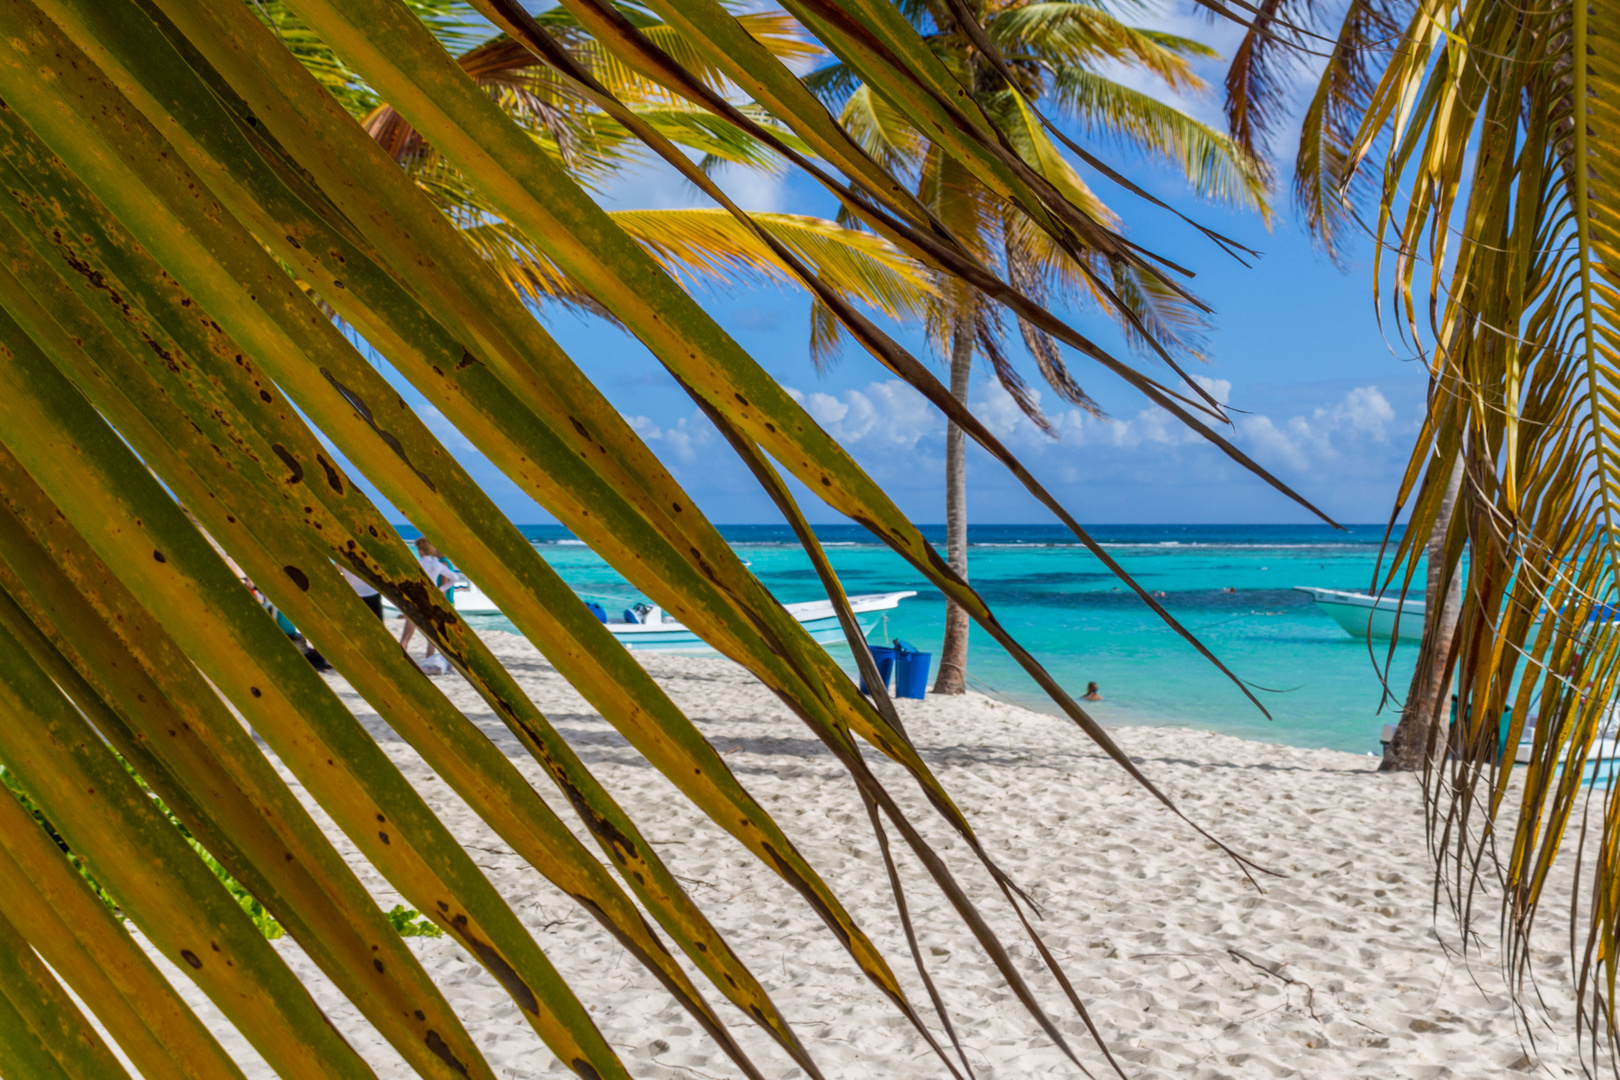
[388,586,916,653]
[607,592,915,652]
[1294,586,1426,642]
[608,613,880,652]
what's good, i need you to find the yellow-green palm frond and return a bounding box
[1047,69,1271,217]
[571,11,822,104]
[986,88,1120,226]
[988,2,1214,91]
[246,0,380,114]
[619,208,937,316]
[459,208,935,319]
[646,105,813,175]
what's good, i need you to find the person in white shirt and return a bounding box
[400,537,455,674]
[338,566,383,619]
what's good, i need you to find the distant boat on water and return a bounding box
[390,584,917,653]
[1293,586,1426,642]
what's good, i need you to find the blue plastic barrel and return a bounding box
[859,645,896,695]
[892,639,932,699]
[585,602,608,623]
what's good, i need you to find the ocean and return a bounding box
[419,523,1419,755]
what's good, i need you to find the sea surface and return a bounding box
[413,523,1420,755]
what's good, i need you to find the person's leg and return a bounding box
[400,621,416,651]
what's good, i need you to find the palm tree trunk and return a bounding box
[1381,454,1465,772]
[933,319,973,695]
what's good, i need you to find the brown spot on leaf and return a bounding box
[315,453,343,494]
[424,1030,469,1076]
[270,444,303,484]
[180,950,202,969]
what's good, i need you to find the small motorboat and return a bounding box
[1294,585,1426,642]
[390,584,917,653]
[608,592,917,651]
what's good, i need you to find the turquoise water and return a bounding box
[419,524,1418,755]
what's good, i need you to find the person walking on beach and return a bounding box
[400,536,456,675]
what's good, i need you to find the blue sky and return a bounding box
[385,1,1424,527]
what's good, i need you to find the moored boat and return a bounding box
[1293,585,1426,641]
[388,585,917,652]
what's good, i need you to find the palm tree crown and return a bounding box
[807,0,1268,412]
[805,0,1269,691]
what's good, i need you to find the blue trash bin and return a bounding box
[892,639,932,699]
[859,645,896,695]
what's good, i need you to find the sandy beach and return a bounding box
[136,626,1587,1079]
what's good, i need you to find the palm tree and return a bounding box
[805,0,1271,692]
[1221,0,1620,1058]
[0,0,1326,1075]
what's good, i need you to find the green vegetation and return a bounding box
[2,763,442,940]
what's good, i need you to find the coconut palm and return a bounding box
[0,0,1328,1075]
[805,0,1271,692]
[1213,0,1620,1058]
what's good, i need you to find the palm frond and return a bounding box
[840,82,928,176]
[246,0,380,114]
[803,56,862,106]
[1293,0,1620,1064]
[364,34,589,164]
[1292,0,1402,257]
[463,207,937,319]
[989,2,1214,91]
[1220,0,1302,177]
[0,1,1339,1076]
[1047,69,1272,215]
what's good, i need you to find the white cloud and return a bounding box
[784,376,1406,484]
[594,156,788,214]
[623,411,710,464]
[786,380,941,449]
[1236,384,1396,471]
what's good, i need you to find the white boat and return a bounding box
[389,585,917,653]
[1294,585,1426,642]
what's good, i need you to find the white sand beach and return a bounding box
[141,626,1588,1079]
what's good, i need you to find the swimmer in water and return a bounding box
[1083,681,1103,701]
